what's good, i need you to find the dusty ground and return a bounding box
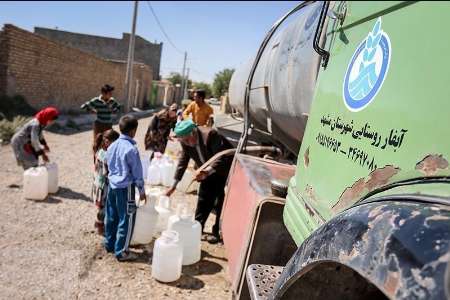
[0,116,231,299]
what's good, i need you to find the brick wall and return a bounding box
[35,27,162,80]
[0,28,8,94]
[0,24,152,112]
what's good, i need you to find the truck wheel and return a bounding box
[273,261,386,300]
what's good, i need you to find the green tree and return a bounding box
[212,68,234,98]
[192,82,212,98]
[166,72,192,88]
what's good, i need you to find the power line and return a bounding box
[145,2,212,80]
[146,1,185,55]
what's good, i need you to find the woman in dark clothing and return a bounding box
[11,107,59,170]
[144,103,178,159]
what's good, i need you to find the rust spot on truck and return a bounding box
[384,271,401,296]
[332,165,400,214]
[302,185,326,224]
[303,147,310,168]
[415,154,448,176]
[333,178,366,213]
[303,201,316,218]
[365,166,399,190]
[305,184,317,202]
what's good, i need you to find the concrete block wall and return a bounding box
[35,27,162,80]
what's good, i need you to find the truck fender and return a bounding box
[272,200,450,300]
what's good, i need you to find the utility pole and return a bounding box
[124,0,139,112]
[183,68,190,99]
[180,51,187,101]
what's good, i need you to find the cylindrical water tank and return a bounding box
[229,2,324,154]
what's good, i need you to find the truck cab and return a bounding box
[223,2,450,299]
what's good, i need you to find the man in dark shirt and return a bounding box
[165,119,233,244]
[81,84,121,153]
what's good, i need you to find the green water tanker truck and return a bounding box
[221,1,450,299]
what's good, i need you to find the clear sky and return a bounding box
[0,1,298,83]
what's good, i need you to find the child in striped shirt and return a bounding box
[81,84,121,157]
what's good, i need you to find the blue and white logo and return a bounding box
[343,18,391,112]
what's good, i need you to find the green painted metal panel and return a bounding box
[365,183,450,200]
[284,1,450,245]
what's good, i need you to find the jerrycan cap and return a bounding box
[161,230,179,243]
[179,205,193,220]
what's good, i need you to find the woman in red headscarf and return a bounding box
[11,107,59,170]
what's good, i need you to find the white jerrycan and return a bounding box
[161,160,176,187]
[169,211,202,265]
[23,166,48,200]
[45,162,58,194]
[147,152,164,186]
[177,169,194,193]
[147,163,161,186]
[141,154,149,181]
[167,203,189,229]
[151,230,183,282]
[130,188,160,245]
[154,195,173,234]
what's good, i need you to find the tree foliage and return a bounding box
[0,116,30,142]
[192,82,212,98]
[212,68,234,98]
[166,72,192,88]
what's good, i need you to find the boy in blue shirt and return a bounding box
[105,115,146,261]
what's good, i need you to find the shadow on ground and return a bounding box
[202,249,227,262]
[27,197,62,204]
[52,186,91,202]
[10,185,90,203]
[125,244,224,290]
[45,123,93,136]
[166,274,205,290]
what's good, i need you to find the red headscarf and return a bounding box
[35,107,59,126]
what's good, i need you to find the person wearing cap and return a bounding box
[11,107,59,170]
[144,103,178,160]
[81,84,121,154]
[182,89,214,127]
[165,119,233,244]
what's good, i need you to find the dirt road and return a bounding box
[0,116,231,299]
